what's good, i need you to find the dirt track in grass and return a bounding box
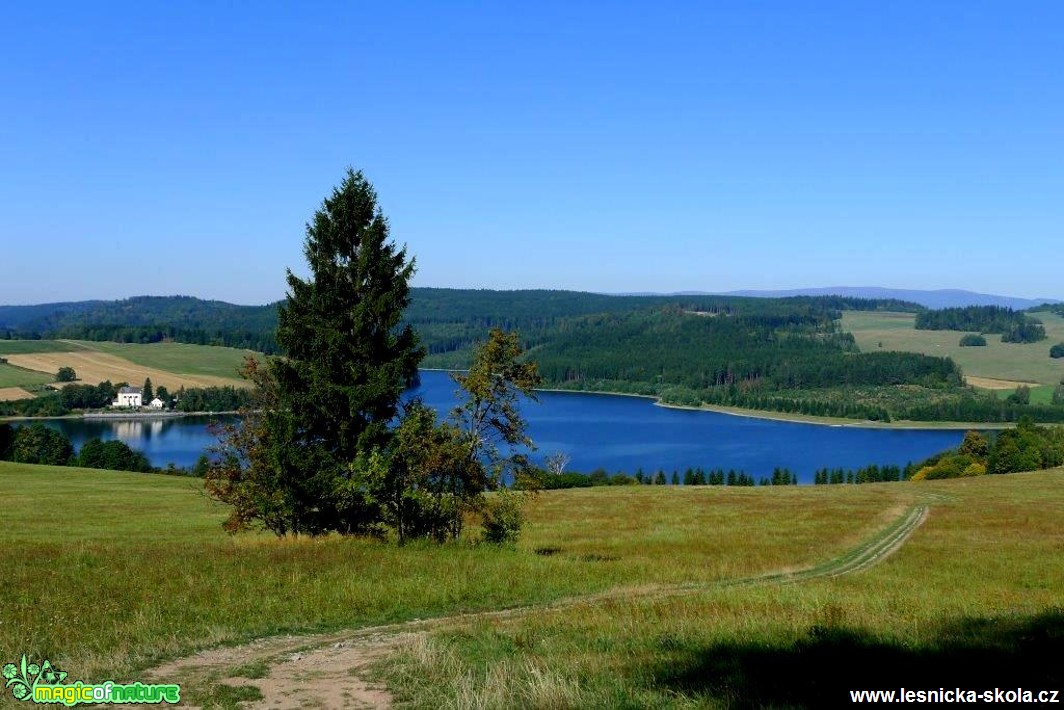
[144,505,930,709]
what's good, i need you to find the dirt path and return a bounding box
[144,505,930,708]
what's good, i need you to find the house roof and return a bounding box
[118,386,142,394]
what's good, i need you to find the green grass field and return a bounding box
[0,362,52,389]
[842,310,1064,387]
[1,462,1061,707]
[0,341,90,355]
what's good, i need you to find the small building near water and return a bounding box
[113,386,143,408]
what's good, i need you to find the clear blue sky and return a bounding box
[2,2,1061,305]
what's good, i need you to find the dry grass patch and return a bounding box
[0,387,36,401]
[965,376,1039,390]
[4,351,248,391]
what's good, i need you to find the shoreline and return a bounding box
[422,369,1007,429]
[1,371,1015,431]
[653,400,1009,430]
[532,385,1007,430]
[0,410,239,423]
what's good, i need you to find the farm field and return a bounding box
[1,462,1061,707]
[842,310,1064,390]
[66,340,258,380]
[0,340,255,398]
[0,362,52,389]
[0,340,92,355]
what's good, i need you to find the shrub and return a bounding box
[480,491,525,544]
[959,334,987,347]
[541,471,593,489]
[1005,386,1031,406]
[1050,343,1064,359]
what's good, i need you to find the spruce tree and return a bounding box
[228,169,424,535]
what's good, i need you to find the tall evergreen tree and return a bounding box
[210,169,424,536]
[276,168,423,456]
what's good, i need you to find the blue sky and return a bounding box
[2,2,1061,305]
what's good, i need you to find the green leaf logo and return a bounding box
[4,655,66,702]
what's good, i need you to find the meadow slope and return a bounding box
[1,463,1061,707]
[843,310,1064,395]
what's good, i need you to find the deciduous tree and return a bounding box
[451,328,542,492]
[10,423,73,466]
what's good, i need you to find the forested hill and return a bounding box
[0,290,921,356]
[0,296,279,352]
[407,289,923,364]
[5,291,1063,422]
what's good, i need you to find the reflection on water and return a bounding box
[40,371,966,483]
[43,415,229,471]
[111,419,166,440]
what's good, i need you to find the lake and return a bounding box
[42,370,964,483]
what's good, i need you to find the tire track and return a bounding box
[144,504,930,708]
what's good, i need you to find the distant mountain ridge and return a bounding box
[2,289,1054,328]
[711,287,1059,311]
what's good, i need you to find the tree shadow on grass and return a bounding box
[654,610,1064,708]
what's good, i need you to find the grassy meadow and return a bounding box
[842,310,1064,391]
[378,471,1064,707]
[2,462,1062,707]
[0,341,92,356]
[0,362,52,389]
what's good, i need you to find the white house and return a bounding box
[149,397,165,410]
[112,386,143,408]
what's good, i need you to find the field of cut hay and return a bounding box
[4,351,249,391]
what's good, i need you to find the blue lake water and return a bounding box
[43,370,964,483]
